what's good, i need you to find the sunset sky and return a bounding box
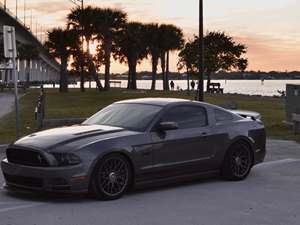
[4,0,300,73]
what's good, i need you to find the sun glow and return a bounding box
[82,40,98,56]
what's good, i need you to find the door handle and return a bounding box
[201,132,208,137]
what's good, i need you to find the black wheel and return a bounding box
[221,142,253,181]
[90,154,131,200]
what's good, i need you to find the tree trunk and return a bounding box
[165,51,170,91]
[88,55,103,91]
[127,68,131,89]
[187,69,190,96]
[128,58,137,90]
[160,52,166,90]
[151,56,158,90]
[104,38,112,91]
[206,72,212,92]
[59,58,68,92]
[80,72,85,92]
[80,50,85,92]
[86,37,103,91]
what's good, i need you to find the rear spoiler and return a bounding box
[230,110,262,121]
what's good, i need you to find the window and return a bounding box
[160,106,208,129]
[83,103,162,131]
[215,109,234,122]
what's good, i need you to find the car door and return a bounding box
[149,104,215,178]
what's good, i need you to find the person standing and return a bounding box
[170,80,175,90]
[191,80,195,90]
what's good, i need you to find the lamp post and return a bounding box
[196,0,204,101]
[23,0,26,26]
[16,0,18,18]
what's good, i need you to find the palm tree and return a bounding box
[45,28,77,92]
[114,22,148,90]
[94,8,127,90]
[67,6,103,92]
[159,24,184,90]
[144,23,161,90]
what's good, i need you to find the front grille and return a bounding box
[4,173,44,188]
[6,148,49,167]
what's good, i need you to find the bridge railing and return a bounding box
[0,2,45,44]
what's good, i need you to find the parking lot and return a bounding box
[0,140,300,225]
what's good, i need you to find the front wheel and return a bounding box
[90,154,131,200]
[221,142,253,181]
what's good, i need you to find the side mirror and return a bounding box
[158,122,179,131]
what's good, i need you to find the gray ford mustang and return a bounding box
[1,98,266,200]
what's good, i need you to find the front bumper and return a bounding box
[1,158,89,193]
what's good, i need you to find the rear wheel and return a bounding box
[221,142,253,181]
[90,154,131,200]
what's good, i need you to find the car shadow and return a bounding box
[2,173,254,203]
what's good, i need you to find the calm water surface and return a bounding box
[64,80,300,96]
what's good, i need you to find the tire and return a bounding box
[221,142,253,181]
[90,154,132,200]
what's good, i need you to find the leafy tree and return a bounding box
[159,24,184,90]
[114,22,148,89]
[93,7,127,90]
[178,32,248,91]
[67,6,103,92]
[45,28,78,92]
[177,41,197,93]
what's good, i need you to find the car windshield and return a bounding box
[83,103,162,131]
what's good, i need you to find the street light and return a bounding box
[16,0,18,18]
[196,0,204,102]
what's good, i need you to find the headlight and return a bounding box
[51,153,81,166]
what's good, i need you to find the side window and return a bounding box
[215,109,234,122]
[160,106,208,129]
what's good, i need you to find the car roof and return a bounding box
[115,98,190,106]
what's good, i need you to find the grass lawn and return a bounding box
[0,88,298,144]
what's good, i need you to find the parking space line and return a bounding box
[0,203,45,213]
[256,158,300,168]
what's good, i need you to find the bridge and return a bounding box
[0,3,60,86]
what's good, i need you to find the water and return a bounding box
[56,79,300,96]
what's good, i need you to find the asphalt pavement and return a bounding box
[0,139,300,225]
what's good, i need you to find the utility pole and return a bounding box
[3,26,20,139]
[4,0,6,10]
[23,0,26,26]
[196,0,204,101]
[30,10,33,31]
[16,0,18,18]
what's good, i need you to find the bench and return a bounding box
[292,113,300,134]
[207,82,224,94]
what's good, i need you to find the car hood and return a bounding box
[13,124,126,151]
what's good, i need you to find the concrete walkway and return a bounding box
[0,92,15,120]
